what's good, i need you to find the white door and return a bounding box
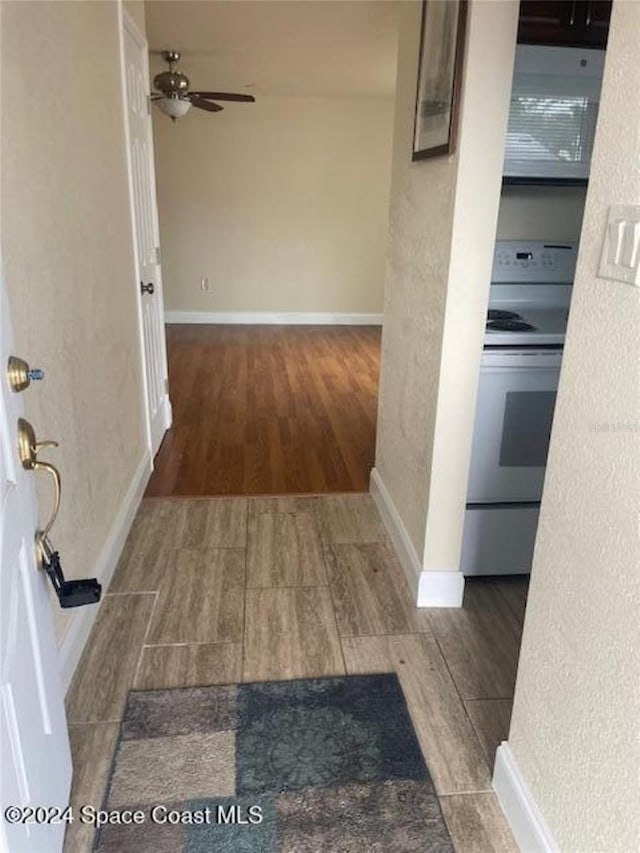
[0,270,72,852]
[120,8,172,457]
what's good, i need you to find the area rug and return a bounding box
[95,674,454,852]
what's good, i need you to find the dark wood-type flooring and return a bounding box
[145,325,381,497]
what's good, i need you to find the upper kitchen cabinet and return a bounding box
[518,1,612,49]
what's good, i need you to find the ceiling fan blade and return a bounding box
[190,92,255,103]
[189,96,224,112]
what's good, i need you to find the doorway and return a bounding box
[145,324,381,496]
[143,0,397,498]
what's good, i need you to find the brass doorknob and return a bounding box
[17,418,61,539]
[7,356,44,392]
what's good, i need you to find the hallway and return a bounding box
[145,325,381,497]
[64,494,523,852]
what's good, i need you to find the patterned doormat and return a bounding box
[95,674,454,852]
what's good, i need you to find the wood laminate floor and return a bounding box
[65,494,528,852]
[145,325,381,497]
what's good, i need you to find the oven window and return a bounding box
[500,391,557,467]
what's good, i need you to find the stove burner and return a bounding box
[487,309,521,321]
[486,319,536,332]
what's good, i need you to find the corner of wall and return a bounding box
[370,468,465,607]
[375,0,518,587]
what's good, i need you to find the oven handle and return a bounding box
[481,351,563,369]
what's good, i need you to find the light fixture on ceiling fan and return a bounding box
[152,51,255,121]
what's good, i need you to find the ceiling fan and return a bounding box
[152,51,255,121]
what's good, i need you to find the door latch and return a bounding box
[37,534,102,609]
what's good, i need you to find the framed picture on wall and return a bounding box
[412,0,468,160]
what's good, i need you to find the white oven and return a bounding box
[462,240,576,577]
[466,348,561,503]
[462,347,562,577]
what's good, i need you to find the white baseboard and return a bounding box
[58,451,153,694]
[416,569,465,608]
[164,311,383,326]
[163,393,173,430]
[493,742,558,853]
[370,468,465,608]
[370,468,421,598]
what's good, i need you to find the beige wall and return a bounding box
[1,1,147,642]
[497,185,587,241]
[153,94,394,315]
[375,0,518,570]
[374,0,454,556]
[507,1,640,848]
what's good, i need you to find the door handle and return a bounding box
[7,355,44,392]
[140,281,155,295]
[16,418,101,608]
[17,418,61,539]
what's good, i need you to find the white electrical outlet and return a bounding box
[200,276,210,292]
[599,205,640,287]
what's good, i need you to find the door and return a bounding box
[120,8,172,457]
[466,350,562,503]
[0,270,72,852]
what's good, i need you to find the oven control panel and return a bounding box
[492,240,577,283]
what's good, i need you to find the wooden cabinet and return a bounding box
[582,1,613,45]
[518,0,612,48]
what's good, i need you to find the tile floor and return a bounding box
[64,494,528,852]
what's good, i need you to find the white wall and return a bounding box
[373,0,518,598]
[1,1,147,644]
[504,1,640,848]
[153,93,394,317]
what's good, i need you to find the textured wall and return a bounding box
[508,2,640,848]
[153,94,394,315]
[1,1,147,642]
[375,0,517,566]
[374,0,457,556]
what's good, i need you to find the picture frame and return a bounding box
[412,0,468,160]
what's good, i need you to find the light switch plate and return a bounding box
[599,204,640,287]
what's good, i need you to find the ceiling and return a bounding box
[144,0,398,99]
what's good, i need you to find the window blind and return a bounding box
[504,94,599,179]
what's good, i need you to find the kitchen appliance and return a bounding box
[461,240,577,576]
[504,45,605,182]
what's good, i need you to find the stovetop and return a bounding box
[485,302,569,346]
[484,304,569,346]
[484,241,576,348]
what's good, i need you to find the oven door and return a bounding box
[467,349,562,503]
